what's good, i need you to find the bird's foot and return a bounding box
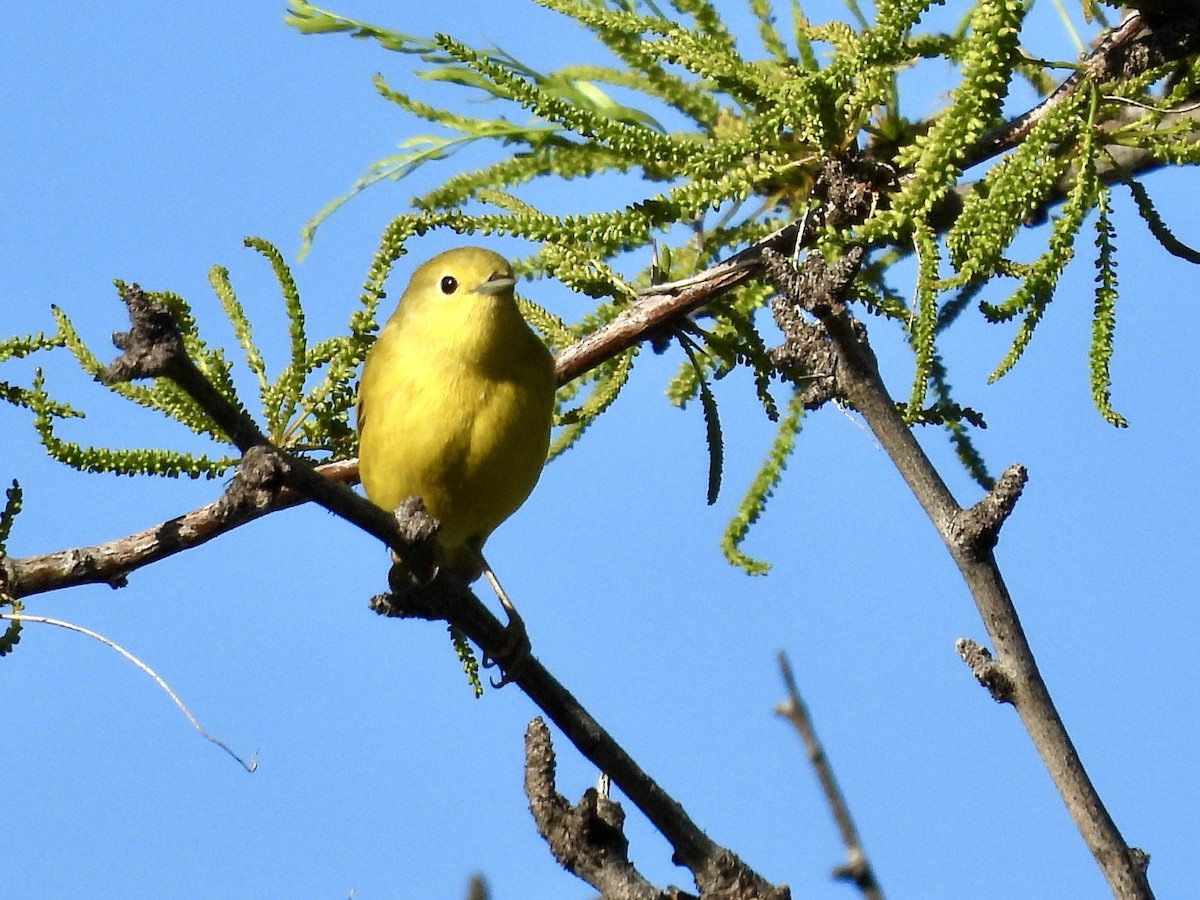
[480,600,532,691]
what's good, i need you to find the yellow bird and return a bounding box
[356,246,556,634]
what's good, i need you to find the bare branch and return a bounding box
[955,639,1016,705]
[524,718,677,900]
[2,458,356,599]
[775,652,882,900]
[553,220,804,385]
[949,464,1029,557]
[762,248,1154,900]
[370,587,789,898]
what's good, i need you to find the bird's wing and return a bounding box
[355,392,367,435]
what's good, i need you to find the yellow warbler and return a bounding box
[356,247,556,591]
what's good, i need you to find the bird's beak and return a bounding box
[474,272,517,296]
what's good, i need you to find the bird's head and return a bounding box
[404,247,517,313]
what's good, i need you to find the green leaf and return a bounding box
[721,390,805,575]
[0,479,22,551]
[1089,188,1127,428]
[1125,177,1200,265]
[0,610,21,657]
[678,334,724,505]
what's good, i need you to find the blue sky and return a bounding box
[3,3,1198,899]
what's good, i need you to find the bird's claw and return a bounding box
[481,608,532,688]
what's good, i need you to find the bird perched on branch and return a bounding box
[356,246,556,678]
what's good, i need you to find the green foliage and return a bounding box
[905,220,940,421]
[54,293,243,448]
[11,239,373,481]
[550,348,637,460]
[982,89,1102,382]
[677,333,726,505]
[450,627,484,698]
[0,481,23,656]
[722,389,805,575]
[0,601,21,657]
[1,329,64,402]
[211,238,370,456]
[861,0,1028,243]
[1089,188,1126,428]
[2,1,1186,575]
[1125,177,1200,265]
[1104,64,1200,166]
[283,0,1087,524]
[945,92,1087,281]
[666,285,780,422]
[26,364,237,479]
[926,354,993,490]
[0,479,21,551]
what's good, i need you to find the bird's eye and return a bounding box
[439,275,458,295]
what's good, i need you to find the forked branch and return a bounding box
[760,248,1152,900]
[523,717,683,900]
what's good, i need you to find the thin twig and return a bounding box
[553,220,804,384]
[1,612,257,772]
[464,875,490,900]
[775,652,882,900]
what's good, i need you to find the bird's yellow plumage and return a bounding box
[356,247,556,581]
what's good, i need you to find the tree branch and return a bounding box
[2,458,356,599]
[961,11,1200,172]
[523,717,684,900]
[760,247,1153,900]
[93,284,792,900]
[368,573,787,898]
[927,11,1200,234]
[775,652,883,900]
[553,219,804,385]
